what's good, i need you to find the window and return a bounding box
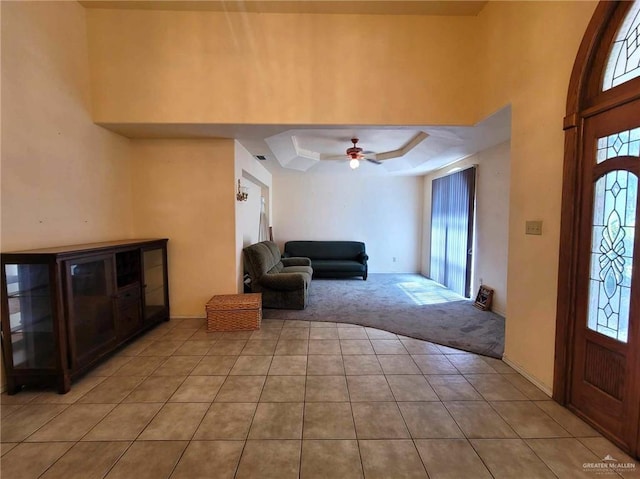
[602,0,640,90]
[587,170,637,343]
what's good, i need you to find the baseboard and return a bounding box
[502,354,553,397]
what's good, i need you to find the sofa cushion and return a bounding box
[282,265,314,276]
[264,241,282,262]
[244,243,270,278]
[312,260,366,272]
[281,257,312,267]
[284,241,365,261]
[260,272,311,291]
[244,241,282,278]
[267,262,284,274]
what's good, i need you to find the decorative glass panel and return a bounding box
[602,0,640,90]
[143,248,166,320]
[69,258,116,360]
[597,127,640,163]
[5,264,55,368]
[587,171,637,343]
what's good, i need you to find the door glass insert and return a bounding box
[602,0,640,90]
[143,248,166,320]
[597,127,640,163]
[4,264,55,368]
[587,170,637,342]
[69,258,116,359]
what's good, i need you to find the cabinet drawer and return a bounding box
[117,301,142,340]
[117,285,141,306]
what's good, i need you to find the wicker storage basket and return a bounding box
[206,293,262,332]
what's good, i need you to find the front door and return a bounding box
[569,98,640,454]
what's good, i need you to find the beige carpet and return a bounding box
[263,274,505,358]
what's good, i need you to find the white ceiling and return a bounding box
[236,106,511,176]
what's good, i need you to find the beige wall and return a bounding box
[86,9,480,126]
[1,1,134,252]
[130,140,237,317]
[477,1,597,388]
[273,171,423,273]
[422,141,510,316]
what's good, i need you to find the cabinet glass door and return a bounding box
[4,264,55,369]
[67,256,116,364]
[142,248,167,320]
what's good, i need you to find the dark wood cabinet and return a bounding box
[1,239,169,394]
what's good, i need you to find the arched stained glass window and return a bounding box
[602,0,640,91]
[587,170,637,343]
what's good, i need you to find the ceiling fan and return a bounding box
[344,138,382,169]
[320,132,429,169]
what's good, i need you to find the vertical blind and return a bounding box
[430,167,477,297]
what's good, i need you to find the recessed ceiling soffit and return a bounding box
[264,129,441,172]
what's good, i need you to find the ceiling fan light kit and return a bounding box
[281,131,433,171]
[346,138,376,169]
[347,138,363,158]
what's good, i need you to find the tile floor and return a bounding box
[1,318,639,478]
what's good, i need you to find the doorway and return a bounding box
[554,0,640,459]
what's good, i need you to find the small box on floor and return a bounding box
[206,293,262,331]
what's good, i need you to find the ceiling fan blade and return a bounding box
[366,158,383,165]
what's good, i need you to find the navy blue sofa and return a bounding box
[283,241,368,280]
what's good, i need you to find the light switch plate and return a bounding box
[526,220,543,235]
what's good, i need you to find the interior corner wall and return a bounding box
[273,172,423,273]
[130,139,237,317]
[235,142,273,292]
[0,1,134,389]
[477,1,598,389]
[421,141,510,316]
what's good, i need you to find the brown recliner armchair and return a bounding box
[242,241,313,310]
